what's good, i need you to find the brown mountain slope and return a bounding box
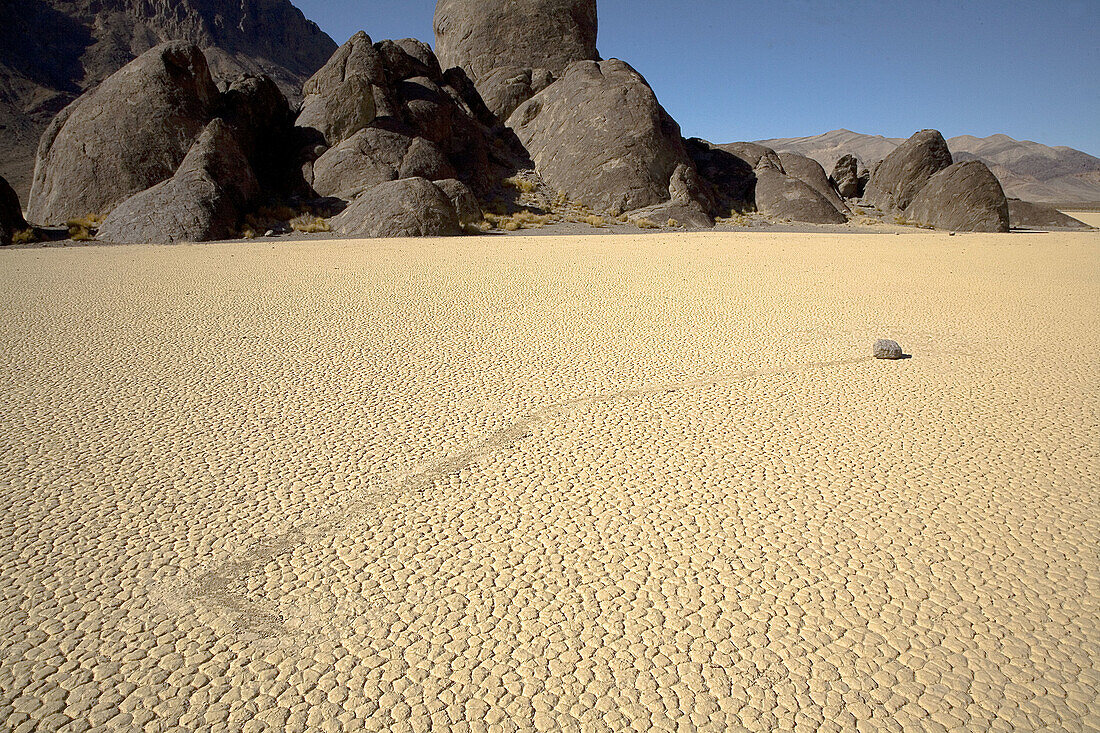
[0,0,337,199]
[755,129,1100,204]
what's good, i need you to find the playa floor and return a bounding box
[2,230,1098,732]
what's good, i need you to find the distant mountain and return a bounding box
[755,129,1100,203]
[0,0,337,199]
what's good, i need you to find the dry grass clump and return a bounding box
[666,218,679,228]
[12,228,40,245]
[634,218,659,229]
[583,215,606,228]
[503,177,537,194]
[289,214,331,234]
[483,210,554,231]
[893,214,913,226]
[715,211,751,226]
[236,205,333,239]
[67,213,104,241]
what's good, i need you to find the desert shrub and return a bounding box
[66,213,104,241]
[893,214,912,226]
[484,210,553,231]
[634,218,658,229]
[616,214,629,224]
[289,214,331,234]
[504,177,537,194]
[583,215,606,228]
[12,228,39,244]
[666,218,679,228]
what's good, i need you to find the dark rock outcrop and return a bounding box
[507,59,697,215]
[27,42,219,224]
[754,166,847,224]
[433,0,598,81]
[1,175,27,246]
[311,128,455,200]
[1007,199,1091,229]
[331,178,462,238]
[830,154,862,198]
[863,129,953,212]
[296,31,382,147]
[0,0,336,199]
[476,66,557,121]
[904,160,1009,232]
[684,139,755,214]
[217,74,299,195]
[297,33,497,197]
[434,178,483,226]
[96,119,259,244]
[778,152,848,213]
[719,142,784,172]
[902,161,1007,232]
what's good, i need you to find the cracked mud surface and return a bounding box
[2,231,1098,731]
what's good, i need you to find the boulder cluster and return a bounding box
[1,0,1060,243]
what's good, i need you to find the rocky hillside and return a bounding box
[756,130,1100,204]
[0,0,336,199]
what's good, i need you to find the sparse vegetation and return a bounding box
[503,177,537,194]
[893,214,913,226]
[634,218,659,229]
[483,210,554,231]
[66,213,104,241]
[666,218,679,228]
[12,228,40,245]
[583,215,606,228]
[289,214,331,234]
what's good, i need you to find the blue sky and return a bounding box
[295,0,1099,154]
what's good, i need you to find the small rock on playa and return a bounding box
[874,339,905,359]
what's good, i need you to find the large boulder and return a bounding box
[754,166,847,224]
[296,31,382,147]
[778,152,848,213]
[1007,199,1091,229]
[507,59,698,215]
[476,66,556,121]
[863,129,953,212]
[217,74,299,194]
[331,177,462,237]
[718,142,783,172]
[433,0,598,81]
[685,138,755,214]
[311,128,454,199]
[830,154,862,198]
[297,33,497,197]
[433,178,483,226]
[27,42,219,224]
[904,160,1009,233]
[96,119,259,244]
[1,175,27,246]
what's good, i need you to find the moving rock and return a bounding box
[873,340,905,360]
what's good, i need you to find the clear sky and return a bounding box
[294,0,1099,154]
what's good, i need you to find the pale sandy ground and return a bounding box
[1062,211,1100,228]
[1,230,1098,732]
